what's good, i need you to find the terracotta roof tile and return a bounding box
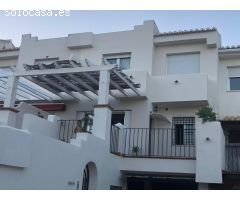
[219,45,240,50]
[0,47,19,52]
[223,116,240,121]
[154,27,217,37]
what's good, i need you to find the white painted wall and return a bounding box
[22,114,60,139]
[218,57,240,118]
[151,106,200,128]
[152,43,219,112]
[120,157,195,174]
[0,120,122,189]
[150,74,208,104]
[16,21,155,74]
[52,97,151,129]
[16,102,48,128]
[0,110,18,127]
[195,120,225,183]
[0,126,31,168]
[0,57,18,68]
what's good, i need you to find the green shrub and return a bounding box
[132,146,140,156]
[196,105,216,123]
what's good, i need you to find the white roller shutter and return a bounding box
[167,53,200,75]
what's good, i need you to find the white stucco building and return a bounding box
[0,20,240,189]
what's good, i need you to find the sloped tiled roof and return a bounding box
[155,27,217,37]
[223,116,240,121]
[219,45,240,50]
[0,47,19,52]
[0,39,19,52]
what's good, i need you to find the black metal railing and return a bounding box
[58,120,92,143]
[110,125,121,153]
[110,128,195,159]
[225,144,240,173]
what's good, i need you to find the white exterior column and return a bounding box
[4,75,18,108]
[195,120,224,184]
[92,70,112,142]
[97,70,110,104]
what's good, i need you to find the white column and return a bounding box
[97,70,110,105]
[4,75,18,107]
[92,70,112,142]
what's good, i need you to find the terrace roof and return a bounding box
[0,59,142,102]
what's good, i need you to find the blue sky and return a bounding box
[0,10,239,47]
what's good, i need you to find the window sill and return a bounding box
[226,90,240,93]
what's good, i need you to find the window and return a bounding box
[172,117,195,145]
[103,54,131,70]
[167,53,200,75]
[106,57,130,70]
[228,67,240,91]
[111,112,125,126]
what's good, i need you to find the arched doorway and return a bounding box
[82,162,97,190]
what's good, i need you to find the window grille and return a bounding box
[172,117,195,145]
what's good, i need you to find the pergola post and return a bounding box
[0,75,19,127]
[97,70,110,105]
[4,75,18,107]
[92,70,112,143]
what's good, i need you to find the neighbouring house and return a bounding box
[0,20,240,189]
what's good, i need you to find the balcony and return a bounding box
[58,121,196,159]
[110,126,195,159]
[58,119,92,143]
[150,74,209,106]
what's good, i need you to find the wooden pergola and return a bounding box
[1,59,142,105]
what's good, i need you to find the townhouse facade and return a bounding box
[0,20,240,189]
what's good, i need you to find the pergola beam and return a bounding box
[0,79,28,100]
[17,81,51,101]
[24,76,62,99]
[18,64,114,77]
[112,69,141,96]
[38,76,81,101]
[110,80,128,96]
[82,72,117,98]
[52,75,93,100]
[67,74,98,96]
[1,77,51,101]
[39,64,93,100]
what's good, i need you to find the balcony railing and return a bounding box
[58,120,92,143]
[110,125,121,154]
[225,144,240,173]
[110,127,195,159]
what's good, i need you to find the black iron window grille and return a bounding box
[172,117,195,145]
